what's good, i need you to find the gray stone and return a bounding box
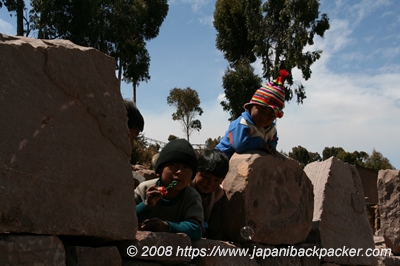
[377,169,400,255]
[222,150,314,245]
[0,33,137,240]
[304,157,377,265]
[66,246,121,266]
[191,239,259,266]
[117,231,192,264]
[0,234,65,266]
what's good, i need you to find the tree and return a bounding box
[322,146,345,161]
[30,0,168,103]
[364,149,395,171]
[1,0,29,36]
[288,145,321,167]
[205,137,222,150]
[214,0,330,118]
[167,87,203,142]
[220,61,262,120]
[322,146,393,171]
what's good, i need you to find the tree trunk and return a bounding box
[16,0,24,36]
[117,57,122,89]
[133,83,137,104]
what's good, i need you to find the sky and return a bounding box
[1,0,399,169]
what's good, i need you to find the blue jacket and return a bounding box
[215,111,278,158]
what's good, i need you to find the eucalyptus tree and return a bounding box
[30,0,168,103]
[214,0,330,118]
[0,0,28,36]
[167,87,203,142]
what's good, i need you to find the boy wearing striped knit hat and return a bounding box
[215,69,289,159]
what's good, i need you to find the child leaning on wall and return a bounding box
[190,149,229,240]
[134,139,204,241]
[215,69,289,159]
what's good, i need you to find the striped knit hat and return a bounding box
[244,69,289,118]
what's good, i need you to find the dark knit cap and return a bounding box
[155,139,198,179]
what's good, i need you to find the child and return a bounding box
[190,149,229,240]
[215,69,289,158]
[124,99,144,147]
[134,139,204,240]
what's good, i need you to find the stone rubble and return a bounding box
[0,33,398,265]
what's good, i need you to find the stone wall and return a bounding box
[0,34,398,265]
[0,33,137,241]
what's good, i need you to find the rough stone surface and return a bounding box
[66,246,121,266]
[304,157,377,265]
[257,256,301,266]
[122,260,162,266]
[377,169,400,255]
[377,255,400,266]
[0,234,65,265]
[222,150,314,245]
[117,231,192,264]
[0,33,137,240]
[356,165,378,205]
[191,239,259,266]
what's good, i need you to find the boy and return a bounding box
[134,139,204,240]
[124,99,144,147]
[191,149,229,240]
[215,69,289,158]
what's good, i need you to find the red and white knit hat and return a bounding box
[244,69,289,118]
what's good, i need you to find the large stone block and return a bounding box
[222,151,314,245]
[377,169,400,255]
[0,234,65,265]
[0,34,137,240]
[304,157,376,265]
[117,231,192,264]
[66,246,122,266]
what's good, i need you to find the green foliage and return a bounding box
[322,146,345,160]
[205,137,222,150]
[130,134,158,168]
[167,87,203,142]
[214,0,261,66]
[288,145,321,168]
[214,0,330,118]
[364,149,395,171]
[322,146,394,171]
[29,0,168,101]
[220,61,262,120]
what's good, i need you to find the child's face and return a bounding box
[194,172,223,195]
[250,105,276,128]
[159,162,193,191]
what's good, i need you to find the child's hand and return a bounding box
[144,185,163,209]
[140,218,169,232]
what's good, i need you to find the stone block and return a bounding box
[222,151,314,245]
[0,34,137,241]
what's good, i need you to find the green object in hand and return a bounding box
[165,180,177,190]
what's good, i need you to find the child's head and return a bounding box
[194,150,229,195]
[244,69,289,127]
[155,139,198,190]
[124,99,144,146]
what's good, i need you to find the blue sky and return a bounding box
[1,0,399,169]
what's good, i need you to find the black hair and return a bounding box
[197,149,229,179]
[124,99,144,132]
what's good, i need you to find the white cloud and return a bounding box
[141,95,230,144]
[0,18,14,35]
[350,0,392,25]
[181,0,212,12]
[198,15,213,27]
